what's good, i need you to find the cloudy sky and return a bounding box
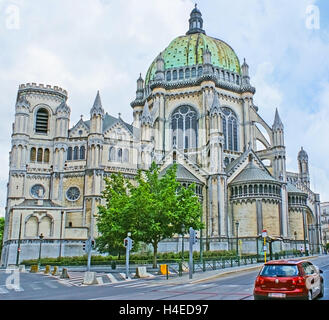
[0,0,328,217]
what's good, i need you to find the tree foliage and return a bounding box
[97,163,204,267]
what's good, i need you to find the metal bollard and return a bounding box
[179,261,182,277]
[166,264,169,280]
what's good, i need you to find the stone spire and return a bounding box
[90,91,104,117]
[140,100,153,126]
[241,58,250,85]
[186,4,206,35]
[272,108,284,131]
[209,92,221,116]
[136,74,144,100]
[155,52,165,81]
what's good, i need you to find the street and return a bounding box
[0,255,328,300]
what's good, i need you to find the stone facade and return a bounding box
[1,7,323,266]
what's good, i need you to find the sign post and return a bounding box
[124,232,133,280]
[262,230,267,263]
[189,227,198,280]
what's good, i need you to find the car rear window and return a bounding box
[260,264,299,277]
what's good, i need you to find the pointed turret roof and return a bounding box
[140,100,153,126]
[210,92,221,116]
[298,147,308,161]
[90,91,104,117]
[56,101,70,114]
[273,108,284,130]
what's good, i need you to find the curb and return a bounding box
[153,255,321,286]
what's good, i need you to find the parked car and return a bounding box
[254,259,324,300]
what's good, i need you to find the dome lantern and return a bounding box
[186,4,205,35]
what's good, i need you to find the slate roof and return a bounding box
[231,162,278,184]
[160,164,202,183]
[286,183,307,195]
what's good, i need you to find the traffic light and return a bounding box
[129,239,134,251]
[124,238,128,248]
[91,239,95,249]
[82,241,86,251]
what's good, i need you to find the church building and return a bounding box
[1,6,322,266]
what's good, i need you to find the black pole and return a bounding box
[16,214,22,266]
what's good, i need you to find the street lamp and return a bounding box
[294,231,297,253]
[181,224,185,261]
[38,233,44,268]
[235,221,239,257]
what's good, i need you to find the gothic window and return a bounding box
[166,71,171,81]
[222,107,239,152]
[73,146,79,160]
[118,148,122,162]
[37,148,43,162]
[173,70,177,80]
[66,187,80,201]
[224,157,230,167]
[123,149,129,162]
[171,105,198,150]
[30,147,36,162]
[80,146,85,160]
[44,149,50,163]
[179,69,184,80]
[198,66,203,77]
[39,216,52,237]
[67,147,72,161]
[35,108,49,134]
[109,147,115,162]
[191,67,196,77]
[25,216,38,237]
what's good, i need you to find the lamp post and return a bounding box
[294,231,297,253]
[38,233,44,268]
[235,221,239,257]
[181,224,185,261]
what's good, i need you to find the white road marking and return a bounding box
[106,273,118,283]
[0,287,9,294]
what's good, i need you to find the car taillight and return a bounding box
[292,276,305,286]
[255,276,265,285]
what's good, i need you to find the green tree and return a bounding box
[97,162,204,268]
[96,173,134,257]
[0,217,5,258]
[128,162,203,267]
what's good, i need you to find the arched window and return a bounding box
[179,69,184,80]
[222,107,239,152]
[173,70,177,80]
[123,149,129,162]
[224,157,230,167]
[171,105,198,150]
[80,146,85,160]
[37,148,43,163]
[185,68,190,79]
[191,67,196,77]
[198,66,203,77]
[166,71,171,81]
[30,148,36,162]
[109,147,115,162]
[118,148,122,162]
[25,216,38,237]
[44,149,50,163]
[73,146,79,160]
[35,108,49,134]
[67,147,72,161]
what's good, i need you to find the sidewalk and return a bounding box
[150,255,321,286]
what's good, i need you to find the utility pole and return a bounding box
[189,227,197,280]
[124,232,133,279]
[16,214,22,266]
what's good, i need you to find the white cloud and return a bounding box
[0,0,328,205]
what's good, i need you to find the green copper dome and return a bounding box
[145,32,241,84]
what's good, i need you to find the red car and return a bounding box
[254,259,324,300]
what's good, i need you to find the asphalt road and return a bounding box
[1,255,329,300]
